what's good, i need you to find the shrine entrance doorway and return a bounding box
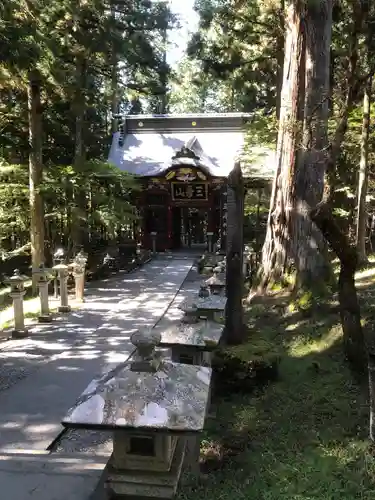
[171,207,208,249]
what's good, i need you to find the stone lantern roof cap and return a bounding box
[179,295,227,312]
[53,263,69,271]
[62,345,212,434]
[205,274,225,287]
[5,269,29,283]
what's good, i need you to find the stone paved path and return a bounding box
[0,256,193,453]
[54,265,203,457]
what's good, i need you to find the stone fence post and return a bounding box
[150,231,157,255]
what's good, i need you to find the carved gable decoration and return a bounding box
[171,146,200,161]
[165,167,207,183]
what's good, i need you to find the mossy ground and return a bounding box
[178,260,375,500]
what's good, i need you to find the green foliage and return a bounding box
[180,290,375,500]
[185,0,283,112]
[0,0,174,255]
[0,156,138,253]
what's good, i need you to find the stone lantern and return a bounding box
[205,267,225,295]
[5,269,29,338]
[198,282,210,298]
[61,330,212,499]
[180,302,199,324]
[179,295,227,323]
[53,247,65,298]
[216,259,226,272]
[33,264,53,322]
[156,320,224,367]
[73,250,88,302]
[202,265,214,276]
[52,263,71,313]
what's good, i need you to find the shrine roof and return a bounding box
[108,113,275,180]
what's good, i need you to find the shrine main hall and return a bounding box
[108,113,274,252]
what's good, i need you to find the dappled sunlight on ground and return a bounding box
[0,257,194,454]
[178,269,375,500]
[288,324,342,358]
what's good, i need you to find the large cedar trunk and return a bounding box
[261,1,306,284]
[356,76,372,264]
[28,69,45,290]
[275,0,285,120]
[72,56,88,253]
[261,0,332,288]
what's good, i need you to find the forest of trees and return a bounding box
[0,0,173,268]
[1,0,375,316]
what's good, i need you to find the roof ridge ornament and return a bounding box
[172,146,200,161]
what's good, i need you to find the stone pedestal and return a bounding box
[106,435,186,500]
[150,231,157,255]
[206,232,214,253]
[10,291,28,338]
[6,270,29,338]
[74,271,85,302]
[33,264,53,323]
[37,280,52,322]
[53,264,71,313]
[53,274,59,298]
[73,250,88,302]
[53,248,65,298]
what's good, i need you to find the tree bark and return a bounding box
[261,0,333,289]
[28,69,45,292]
[310,203,366,373]
[261,0,307,285]
[72,55,87,252]
[275,0,285,120]
[111,4,119,135]
[356,76,372,264]
[368,351,375,441]
[294,0,333,286]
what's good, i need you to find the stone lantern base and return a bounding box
[106,437,186,499]
[11,328,29,339]
[38,313,53,323]
[58,305,71,313]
